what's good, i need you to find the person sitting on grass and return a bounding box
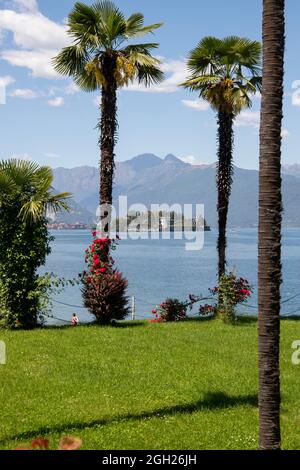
[71,313,79,327]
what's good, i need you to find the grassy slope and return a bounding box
[0,318,299,450]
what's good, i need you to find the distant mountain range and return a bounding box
[282,163,300,178]
[52,154,300,227]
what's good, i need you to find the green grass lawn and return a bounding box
[0,318,299,450]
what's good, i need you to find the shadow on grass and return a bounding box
[183,315,216,323]
[281,315,300,321]
[1,392,257,445]
[40,320,147,331]
[235,316,258,325]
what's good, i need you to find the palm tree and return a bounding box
[53,1,164,233]
[182,36,262,280]
[258,0,285,450]
[0,159,70,223]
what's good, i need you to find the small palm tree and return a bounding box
[0,159,71,329]
[182,36,262,280]
[53,1,164,232]
[258,0,285,450]
[0,159,70,223]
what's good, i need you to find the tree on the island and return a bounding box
[53,1,164,233]
[258,0,285,450]
[0,159,70,329]
[182,36,262,280]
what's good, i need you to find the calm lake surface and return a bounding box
[42,228,300,324]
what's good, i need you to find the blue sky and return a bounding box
[0,0,299,169]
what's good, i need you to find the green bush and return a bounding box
[0,159,70,329]
[0,207,52,329]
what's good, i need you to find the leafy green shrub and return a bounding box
[0,213,52,329]
[0,160,70,329]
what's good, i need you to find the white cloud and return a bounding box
[48,96,64,107]
[1,49,61,79]
[235,110,260,128]
[182,99,210,111]
[0,75,15,88]
[0,9,67,50]
[281,128,290,139]
[180,155,199,165]
[291,80,300,106]
[179,155,212,166]
[292,95,300,107]
[0,76,15,103]
[0,5,68,79]
[65,82,80,95]
[126,58,187,93]
[9,88,39,99]
[235,111,289,139]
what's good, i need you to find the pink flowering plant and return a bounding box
[151,298,188,323]
[81,232,129,324]
[151,294,211,323]
[151,272,252,324]
[206,271,252,323]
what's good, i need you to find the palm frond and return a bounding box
[0,159,72,224]
[19,199,44,223]
[68,2,103,48]
[92,0,126,46]
[126,23,163,39]
[0,171,17,198]
[0,159,40,187]
[181,75,220,91]
[53,44,90,77]
[47,192,72,214]
[74,63,100,91]
[136,64,164,87]
[123,43,160,54]
[125,13,144,36]
[129,52,161,68]
[34,166,54,192]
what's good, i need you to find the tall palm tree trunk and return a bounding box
[99,55,118,234]
[258,0,285,450]
[217,110,234,281]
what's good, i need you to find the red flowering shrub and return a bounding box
[81,234,129,324]
[199,272,252,324]
[151,298,188,322]
[199,304,216,316]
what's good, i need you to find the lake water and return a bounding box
[42,228,300,324]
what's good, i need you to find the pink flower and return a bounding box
[240,289,250,296]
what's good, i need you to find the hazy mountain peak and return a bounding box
[164,154,188,166]
[128,153,162,171]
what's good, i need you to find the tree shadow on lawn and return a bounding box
[42,321,146,331]
[1,392,257,445]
